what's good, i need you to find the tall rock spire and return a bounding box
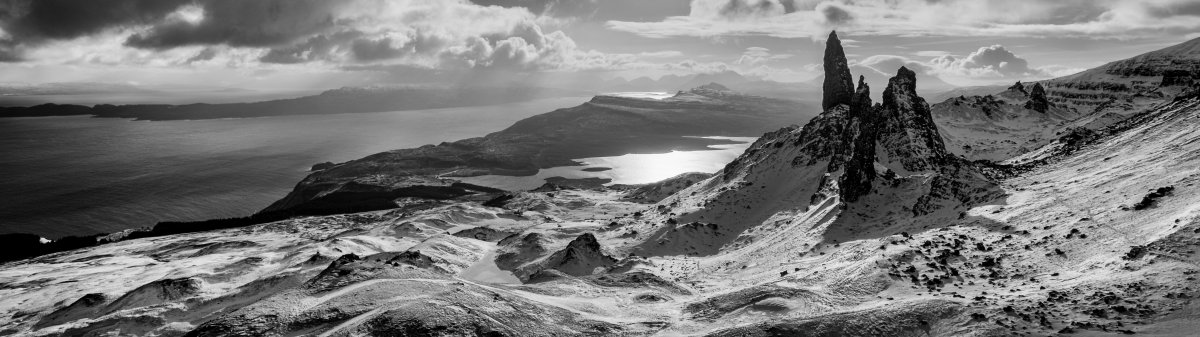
[822,31,855,110]
[839,75,876,202]
[877,66,950,173]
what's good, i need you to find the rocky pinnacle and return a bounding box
[822,31,855,110]
[839,75,876,202]
[878,66,950,173]
[1025,82,1050,113]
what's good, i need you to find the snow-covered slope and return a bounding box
[931,37,1200,162]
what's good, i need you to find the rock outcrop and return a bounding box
[1161,69,1195,87]
[876,66,952,173]
[106,278,201,312]
[822,31,855,110]
[838,76,876,202]
[635,32,1002,257]
[541,233,618,276]
[36,293,108,329]
[1007,81,1028,95]
[515,233,618,280]
[1024,82,1051,113]
[721,34,971,203]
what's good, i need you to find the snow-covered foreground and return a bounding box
[6,32,1200,337]
[2,98,1198,336]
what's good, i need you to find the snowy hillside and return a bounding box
[3,32,1200,337]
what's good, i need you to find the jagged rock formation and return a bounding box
[1024,82,1051,113]
[838,76,876,201]
[822,31,855,110]
[631,34,1001,257]
[1007,81,1028,95]
[875,66,952,173]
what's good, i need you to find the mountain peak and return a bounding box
[822,30,854,110]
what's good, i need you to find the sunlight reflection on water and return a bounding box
[602,92,674,100]
[458,136,757,191]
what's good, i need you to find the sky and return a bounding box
[0,0,1198,94]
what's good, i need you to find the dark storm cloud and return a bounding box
[718,0,783,18]
[0,46,20,61]
[125,0,342,49]
[1144,1,1200,18]
[0,0,342,59]
[818,2,852,25]
[259,29,455,64]
[1,0,189,41]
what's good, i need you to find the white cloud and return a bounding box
[852,45,1079,86]
[4,0,644,74]
[929,45,1042,78]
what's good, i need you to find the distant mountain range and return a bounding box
[1,66,1004,122]
[0,70,823,120]
[0,86,585,121]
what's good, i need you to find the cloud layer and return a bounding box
[851,44,1083,85]
[0,0,633,72]
[606,0,1200,39]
